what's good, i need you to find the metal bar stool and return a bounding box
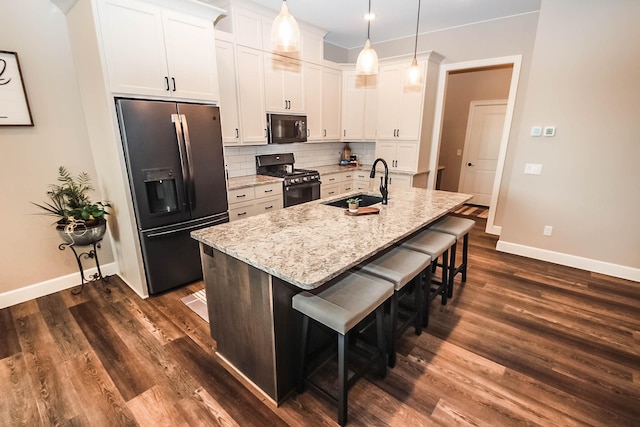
[355,247,432,368]
[293,271,393,427]
[429,216,475,298]
[398,229,456,328]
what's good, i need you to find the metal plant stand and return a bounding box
[59,239,110,295]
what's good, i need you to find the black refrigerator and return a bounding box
[116,99,228,294]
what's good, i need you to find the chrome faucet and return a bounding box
[370,158,389,205]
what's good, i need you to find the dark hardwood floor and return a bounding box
[2,216,639,426]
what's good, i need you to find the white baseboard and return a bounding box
[496,240,640,283]
[0,262,119,310]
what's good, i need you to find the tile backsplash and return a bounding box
[223,141,376,178]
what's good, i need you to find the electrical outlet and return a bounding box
[456,149,462,156]
[543,225,553,236]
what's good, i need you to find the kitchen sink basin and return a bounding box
[323,193,383,208]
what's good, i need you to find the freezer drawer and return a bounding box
[140,214,228,294]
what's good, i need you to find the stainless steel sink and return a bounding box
[323,193,383,208]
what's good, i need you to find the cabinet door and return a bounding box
[342,72,365,140]
[375,66,400,139]
[375,141,397,168]
[215,39,240,145]
[322,68,342,140]
[264,54,286,112]
[395,142,418,171]
[389,173,412,188]
[99,0,169,97]
[304,63,323,142]
[236,47,267,144]
[163,11,219,102]
[364,75,378,141]
[232,7,263,50]
[396,62,425,141]
[283,58,304,113]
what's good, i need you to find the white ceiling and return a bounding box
[245,0,541,49]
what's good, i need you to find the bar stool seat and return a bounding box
[429,216,475,297]
[356,246,432,367]
[399,229,456,327]
[293,271,393,427]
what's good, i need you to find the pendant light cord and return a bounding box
[413,0,421,58]
[367,0,372,39]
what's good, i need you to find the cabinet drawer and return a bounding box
[354,178,372,191]
[229,200,255,221]
[340,182,353,193]
[321,182,341,198]
[323,173,343,184]
[228,187,255,203]
[254,182,282,198]
[254,195,283,214]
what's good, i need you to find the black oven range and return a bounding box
[256,153,321,208]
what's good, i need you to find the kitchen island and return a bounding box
[191,187,472,404]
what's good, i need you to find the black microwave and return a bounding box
[267,114,307,144]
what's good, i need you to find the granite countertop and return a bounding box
[227,174,282,190]
[192,187,472,290]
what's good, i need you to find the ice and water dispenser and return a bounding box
[143,168,179,214]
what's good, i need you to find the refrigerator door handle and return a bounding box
[179,114,196,211]
[171,113,191,210]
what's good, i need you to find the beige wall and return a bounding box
[0,0,115,294]
[499,0,640,271]
[439,67,512,192]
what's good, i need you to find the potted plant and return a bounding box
[346,197,360,213]
[33,166,112,246]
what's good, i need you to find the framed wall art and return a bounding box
[0,50,34,126]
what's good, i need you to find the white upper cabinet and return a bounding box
[98,0,219,102]
[376,61,425,140]
[322,67,341,140]
[232,7,264,50]
[304,62,323,142]
[215,37,241,144]
[236,47,268,145]
[342,70,377,141]
[263,54,304,113]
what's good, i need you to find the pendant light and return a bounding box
[406,0,423,87]
[356,0,379,75]
[271,0,301,53]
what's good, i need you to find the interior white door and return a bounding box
[460,101,507,206]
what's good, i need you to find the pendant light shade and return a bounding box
[356,0,378,76]
[356,39,379,75]
[406,0,423,87]
[406,57,422,86]
[271,0,300,53]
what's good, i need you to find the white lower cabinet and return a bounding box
[375,141,418,172]
[321,183,341,199]
[388,173,412,188]
[228,182,283,221]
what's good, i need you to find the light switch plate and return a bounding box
[524,163,543,175]
[530,126,542,137]
[543,126,556,137]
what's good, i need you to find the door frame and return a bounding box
[427,55,522,235]
[458,99,508,202]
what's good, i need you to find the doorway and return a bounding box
[428,56,523,235]
[459,100,507,206]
